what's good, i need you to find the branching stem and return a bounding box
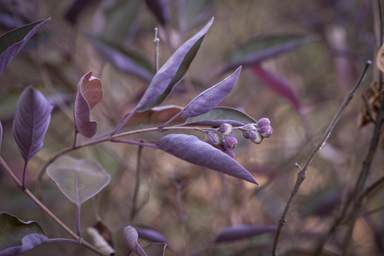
[272,61,371,256]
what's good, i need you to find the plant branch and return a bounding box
[0,157,106,255]
[271,61,371,256]
[130,145,143,221]
[154,27,160,72]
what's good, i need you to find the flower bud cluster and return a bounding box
[206,123,237,158]
[240,118,272,144]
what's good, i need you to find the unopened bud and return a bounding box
[258,125,273,138]
[242,130,250,139]
[222,136,238,150]
[207,131,222,145]
[223,149,235,158]
[218,123,233,136]
[249,130,263,144]
[256,118,270,128]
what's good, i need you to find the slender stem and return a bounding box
[272,61,371,256]
[358,174,384,201]
[0,157,106,255]
[131,145,143,221]
[111,139,158,149]
[49,238,80,244]
[73,131,78,149]
[22,160,28,191]
[111,110,136,136]
[153,27,160,73]
[93,196,102,222]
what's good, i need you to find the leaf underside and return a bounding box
[156,134,258,185]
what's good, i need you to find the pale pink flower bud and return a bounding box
[218,123,233,136]
[207,131,222,146]
[249,130,263,144]
[221,136,238,150]
[258,125,273,138]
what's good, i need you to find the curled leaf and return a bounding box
[144,0,170,26]
[123,226,147,256]
[12,87,53,161]
[47,155,111,206]
[86,227,115,255]
[0,212,49,255]
[377,43,384,72]
[136,17,214,112]
[215,225,276,243]
[0,18,50,76]
[156,134,258,185]
[74,71,103,138]
[183,107,256,127]
[251,65,300,110]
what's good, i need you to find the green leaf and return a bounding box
[47,156,111,206]
[0,212,46,250]
[184,107,256,126]
[0,18,50,76]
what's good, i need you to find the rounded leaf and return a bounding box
[123,226,147,256]
[47,156,111,206]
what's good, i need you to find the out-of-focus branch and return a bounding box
[272,61,371,256]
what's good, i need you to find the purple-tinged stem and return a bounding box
[159,112,181,129]
[22,160,29,190]
[73,131,78,149]
[50,238,79,244]
[111,139,158,149]
[112,110,136,135]
[76,170,81,237]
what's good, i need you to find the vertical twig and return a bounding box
[21,160,28,190]
[272,61,371,256]
[153,27,160,73]
[130,145,143,221]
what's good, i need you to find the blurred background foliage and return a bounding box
[0,0,383,255]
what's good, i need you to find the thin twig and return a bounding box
[153,27,160,73]
[0,157,106,256]
[130,145,143,221]
[272,61,371,256]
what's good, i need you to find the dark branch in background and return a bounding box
[131,145,143,221]
[272,61,371,256]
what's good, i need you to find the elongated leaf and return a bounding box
[180,66,241,118]
[137,228,167,244]
[223,34,316,72]
[144,0,170,26]
[184,107,256,127]
[47,156,111,206]
[156,134,258,184]
[123,226,147,256]
[136,17,214,112]
[12,87,53,161]
[74,71,103,138]
[89,36,153,82]
[215,225,276,243]
[251,65,300,110]
[0,18,50,76]
[0,212,49,255]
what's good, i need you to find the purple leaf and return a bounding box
[123,226,148,256]
[0,212,48,255]
[144,0,170,26]
[223,34,317,73]
[0,234,50,256]
[183,107,256,127]
[214,225,276,243]
[156,134,258,185]
[251,65,300,110]
[160,67,242,127]
[0,18,50,76]
[137,228,167,244]
[74,71,103,138]
[12,87,53,161]
[89,36,153,82]
[47,156,111,206]
[180,66,241,118]
[136,17,214,112]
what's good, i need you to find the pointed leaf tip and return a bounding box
[74,71,103,138]
[156,134,259,185]
[178,66,242,118]
[136,17,214,112]
[123,226,148,256]
[12,87,53,161]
